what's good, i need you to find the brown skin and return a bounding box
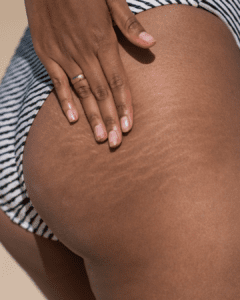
[23,4,240,299]
[24,0,156,148]
[1,4,240,300]
[0,209,96,300]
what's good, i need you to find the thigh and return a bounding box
[0,208,96,300]
[22,4,240,299]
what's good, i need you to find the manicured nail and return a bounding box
[94,124,106,141]
[121,116,130,133]
[109,130,118,148]
[67,109,77,122]
[139,31,156,44]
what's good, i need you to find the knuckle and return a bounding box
[94,86,109,102]
[88,113,100,124]
[109,74,124,90]
[52,77,67,89]
[75,85,92,99]
[104,116,116,128]
[97,38,116,56]
[115,103,128,114]
[92,28,108,48]
[125,16,140,32]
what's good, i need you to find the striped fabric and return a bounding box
[1,0,240,242]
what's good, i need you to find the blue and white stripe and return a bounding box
[1,0,239,242]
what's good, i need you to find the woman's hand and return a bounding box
[24,0,156,148]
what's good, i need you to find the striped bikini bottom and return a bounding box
[0,0,240,242]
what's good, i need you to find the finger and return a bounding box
[44,59,79,123]
[107,0,156,49]
[59,56,121,147]
[72,55,123,148]
[97,39,133,134]
[71,74,108,143]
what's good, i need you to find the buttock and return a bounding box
[0,0,239,242]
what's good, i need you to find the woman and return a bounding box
[1,0,240,299]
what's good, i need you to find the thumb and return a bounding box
[107,0,156,49]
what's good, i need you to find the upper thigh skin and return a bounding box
[22,4,240,298]
[0,208,96,300]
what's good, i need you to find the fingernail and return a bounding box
[121,116,131,133]
[139,32,156,44]
[94,124,106,141]
[109,130,118,148]
[67,109,77,122]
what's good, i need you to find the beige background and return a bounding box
[0,1,28,80]
[0,1,46,299]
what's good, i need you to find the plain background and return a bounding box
[0,1,46,299]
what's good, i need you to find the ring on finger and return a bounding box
[71,73,86,84]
